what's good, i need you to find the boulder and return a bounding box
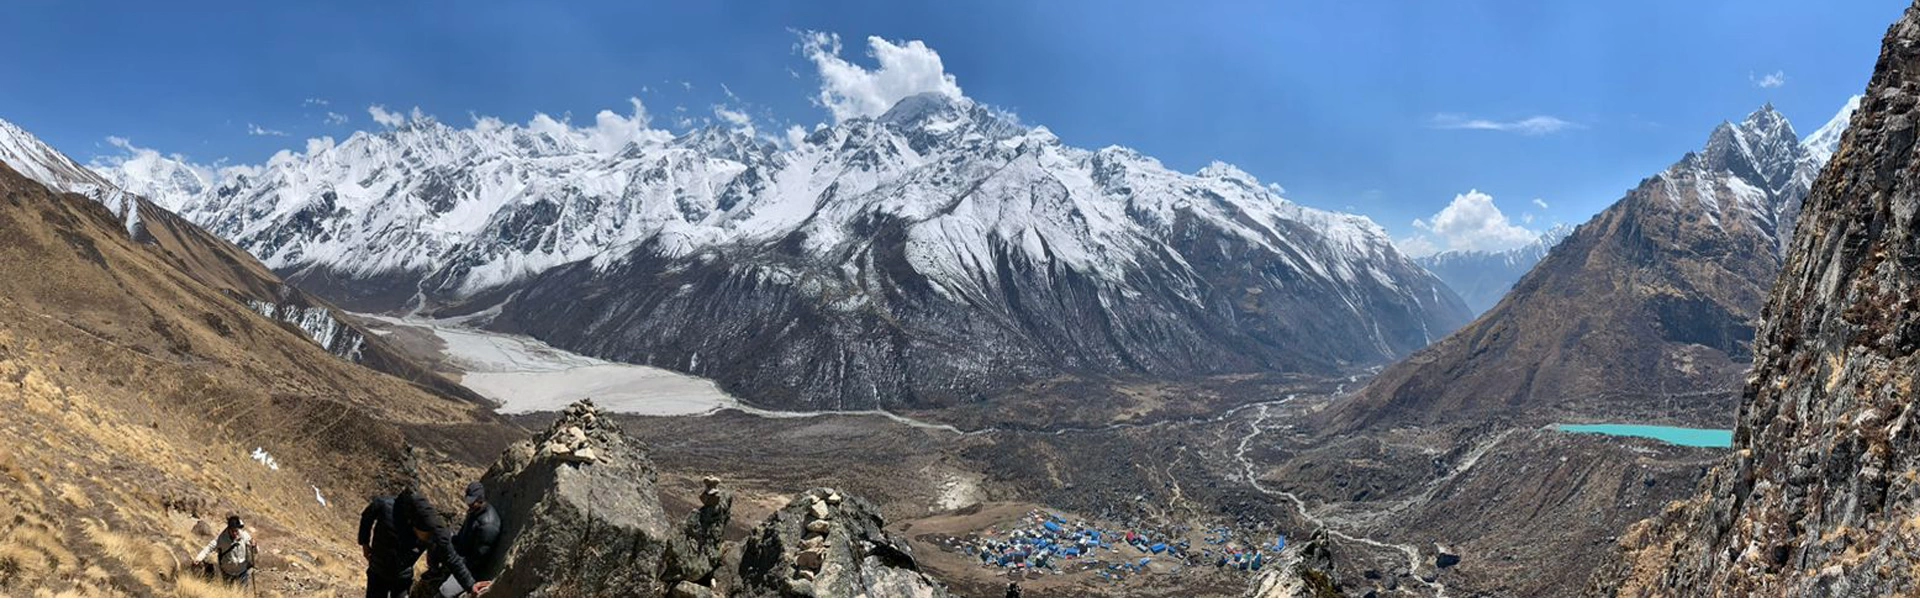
[1247,529,1341,598]
[482,399,676,596]
[662,476,733,589]
[735,488,945,597]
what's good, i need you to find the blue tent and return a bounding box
[1044,521,1064,534]
[1149,543,1167,554]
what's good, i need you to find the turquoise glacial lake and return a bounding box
[1555,423,1733,448]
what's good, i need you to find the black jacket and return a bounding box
[453,504,501,578]
[364,489,481,594]
[358,496,413,579]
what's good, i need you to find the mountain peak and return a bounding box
[1800,94,1864,165]
[1696,105,1803,189]
[876,91,962,125]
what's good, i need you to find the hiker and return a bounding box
[453,482,500,577]
[421,482,501,596]
[194,514,256,590]
[359,495,414,597]
[395,486,492,598]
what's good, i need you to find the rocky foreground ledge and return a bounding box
[477,399,947,597]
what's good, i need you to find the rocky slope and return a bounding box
[482,400,943,597]
[98,94,1468,411]
[1414,224,1573,315]
[1330,100,1857,432]
[1611,3,1920,595]
[0,156,513,595]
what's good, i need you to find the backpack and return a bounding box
[217,529,252,576]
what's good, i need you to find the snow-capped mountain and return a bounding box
[0,116,485,403]
[0,119,145,235]
[1415,224,1574,315]
[1335,101,1856,432]
[1798,94,1861,166]
[98,93,1470,411]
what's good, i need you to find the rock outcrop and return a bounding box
[481,400,944,597]
[481,400,676,596]
[1612,3,1920,595]
[661,476,734,594]
[735,487,946,598]
[1246,530,1340,598]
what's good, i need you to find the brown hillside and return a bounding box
[0,162,518,596]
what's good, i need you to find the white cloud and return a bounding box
[369,105,406,128]
[798,31,965,123]
[323,112,349,125]
[1531,198,1548,209]
[303,98,330,107]
[784,124,810,149]
[1751,70,1787,89]
[712,105,756,138]
[1428,113,1578,135]
[89,136,248,211]
[247,123,288,137]
[524,97,672,155]
[1395,189,1540,257]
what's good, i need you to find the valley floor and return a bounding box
[365,320,1729,597]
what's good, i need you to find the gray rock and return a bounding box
[662,477,733,589]
[482,400,675,596]
[735,488,945,598]
[669,581,715,598]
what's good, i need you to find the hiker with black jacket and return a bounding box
[453,482,501,578]
[358,495,412,597]
[360,487,493,597]
[420,482,502,596]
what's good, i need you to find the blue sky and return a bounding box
[0,1,1902,253]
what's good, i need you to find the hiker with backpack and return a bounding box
[359,495,414,597]
[194,514,257,590]
[361,488,494,597]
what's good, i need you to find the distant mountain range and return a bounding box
[1414,224,1575,315]
[91,92,1469,411]
[1333,98,1860,431]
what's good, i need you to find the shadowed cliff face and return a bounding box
[1611,3,1920,595]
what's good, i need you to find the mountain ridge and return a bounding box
[1330,99,1857,432]
[93,92,1470,412]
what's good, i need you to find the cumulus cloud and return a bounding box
[1751,70,1787,89]
[1395,190,1540,257]
[323,111,350,125]
[303,98,330,107]
[246,123,288,137]
[1531,198,1548,209]
[524,97,672,155]
[712,105,756,137]
[784,124,810,149]
[369,105,406,128]
[1428,113,1578,136]
[798,30,965,123]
